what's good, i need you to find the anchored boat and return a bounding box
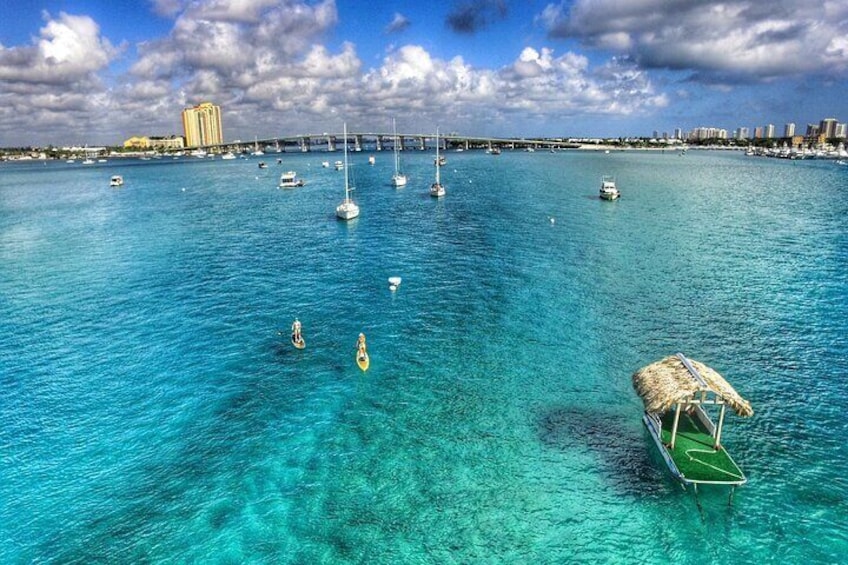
[278,171,304,188]
[391,118,407,187]
[632,353,753,487]
[429,127,445,198]
[599,176,620,200]
[335,123,359,220]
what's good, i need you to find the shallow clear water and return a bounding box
[1,150,847,562]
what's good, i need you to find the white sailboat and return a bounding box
[391,118,407,187]
[335,123,360,220]
[430,127,445,198]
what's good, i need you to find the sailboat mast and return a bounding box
[343,123,350,200]
[435,127,440,184]
[393,118,400,172]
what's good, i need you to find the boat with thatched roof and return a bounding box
[632,353,753,487]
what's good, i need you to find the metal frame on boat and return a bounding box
[632,353,753,487]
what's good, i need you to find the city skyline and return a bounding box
[1,0,847,147]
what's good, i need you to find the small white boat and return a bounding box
[388,276,402,291]
[258,161,267,169]
[430,127,445,198]
[334,160,344,170]
[221,152,236,160]
[599,176,620,200]
[278,171,304,188]
[322,161,330,168]
[391,118,407,187]
[110,175,124,187]
[336,123,360,220]
[368,155,376,165]
[82,158,95,165]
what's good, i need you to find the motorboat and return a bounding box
[110,175,124,187]
[599,176,620,200]
[388,276,402,291]
[334,160,344,170]
[221,152,236,160]
[258,161,267,169]
[278,171,304,188]
[335,123,360,220]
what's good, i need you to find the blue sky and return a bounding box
[1,0,847,146]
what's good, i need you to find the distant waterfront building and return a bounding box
[806,123,820,137]
[123,135,185,150]
[819,118,838,139]
[674,128,683,140]
[835,123,847,139]
[123,136,149,149]
[765,124,775,139]
[754,126,764,139]
[182,102,224,147]
[734,127,749,140]
[689,127,727,141]
[784,123,795,138]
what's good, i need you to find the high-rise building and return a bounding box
[835,123,847,139]
[765,124,775,139]
[784,123,795,137]
[754,126,764,139]
[736,127,749,140]
[819,118,838,139]
[182,102,224,147]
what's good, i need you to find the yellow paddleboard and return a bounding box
[357,350,369,371]
[291,333,305,350]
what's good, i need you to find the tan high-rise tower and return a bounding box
[182,102,223,147]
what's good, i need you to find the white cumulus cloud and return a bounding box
[540,0,848,82]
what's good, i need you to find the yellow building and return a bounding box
[182,102,223,147]
[123,136,150,149]
[123,135,185,150]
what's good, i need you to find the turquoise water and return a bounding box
[1,150,846,563]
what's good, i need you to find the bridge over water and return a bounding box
[185,132,580,154]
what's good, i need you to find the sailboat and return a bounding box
[335,123,360,220]
[252,136,264,156]
[391,118,407,187]
[429,127,445,198]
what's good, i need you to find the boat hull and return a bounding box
[642,411,747,486]
[357,351,369,371]
[336,202,360,220]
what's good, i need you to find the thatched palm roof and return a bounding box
[632,354,753,417]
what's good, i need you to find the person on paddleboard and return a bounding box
[356,333,366,358]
